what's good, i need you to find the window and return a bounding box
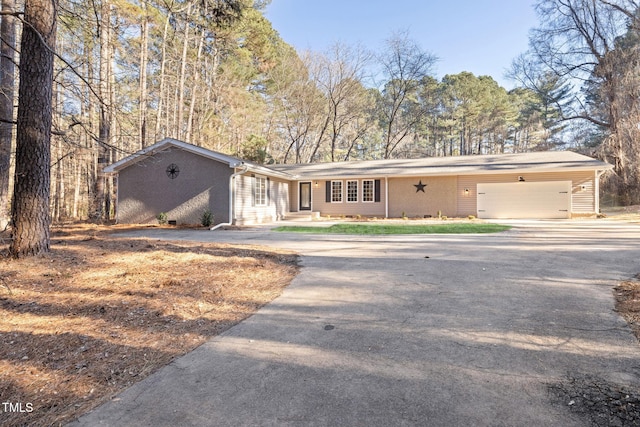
[362,180,374,202]
[254,175,267,206]
[331,181,342,203]
[347,180,358,202]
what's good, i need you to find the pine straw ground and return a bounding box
[0,223,299,427]
[615,275,640,343]
[608,209,640,341]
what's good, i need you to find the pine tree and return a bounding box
[10,0,58,257]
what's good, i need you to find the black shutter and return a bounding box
[267,177,271,205]
[374,179,381,202]
[325,181,331,202]
[251,174,256,207]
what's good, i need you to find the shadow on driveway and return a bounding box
[71,220,640,426]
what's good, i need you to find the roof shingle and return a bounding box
[268,151,612,179]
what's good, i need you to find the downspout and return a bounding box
[210,162,249,230]
[113,173,120,224]
[595,169,606,214]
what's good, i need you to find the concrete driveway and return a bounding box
[72,220,640,426]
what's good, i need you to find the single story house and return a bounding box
[104,138,613,226]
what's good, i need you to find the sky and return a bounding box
[265,1,539,89]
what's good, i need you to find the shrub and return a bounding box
[201,209,214,227]
[468,215,476,220]
[156,212,167,225]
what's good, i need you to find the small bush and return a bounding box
[156,212,167,225]
[201,209,214,227]
[468,215,476,220]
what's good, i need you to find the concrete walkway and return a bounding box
[71,220,640,426]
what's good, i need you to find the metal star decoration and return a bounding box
[166,163,180,179]
[414,180,427,192]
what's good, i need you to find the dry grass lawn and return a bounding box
[0,223,299,427]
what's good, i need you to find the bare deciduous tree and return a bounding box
[528,0,640,203]
[376,31,438,159]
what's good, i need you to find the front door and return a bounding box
[299,182,311,211]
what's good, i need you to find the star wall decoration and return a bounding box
[414,180,427,192]
[166,163,180,179]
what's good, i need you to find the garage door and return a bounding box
[477,181,571,219]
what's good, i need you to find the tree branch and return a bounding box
[0,117,16,125]
[598,0,637,22]
[560,113,610,128]
[51,116,82,136]
[12,11,105,104]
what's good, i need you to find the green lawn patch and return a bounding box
[273,223,511,235]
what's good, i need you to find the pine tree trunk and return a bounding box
[53,137,62,221]
[186,28,205,143]
[0,0,16,229]
[177,3,191,140]
[91,0,111,221]
[154,11,171,141]
[10,0,57,257]
[72,157,80,218]
[52,55,65,222]
[106,35,116,218]
[139,4,149,148]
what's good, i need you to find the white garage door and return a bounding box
[477,181,571,219]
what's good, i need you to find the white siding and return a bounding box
[234,174,289,225]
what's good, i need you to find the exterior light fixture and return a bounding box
[464,188,469,196]
[518,176,525,182]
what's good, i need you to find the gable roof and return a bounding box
[103,138,295,180]
[105,139,612,181]
[268,151,613,179]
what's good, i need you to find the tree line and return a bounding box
[0,0,638,256]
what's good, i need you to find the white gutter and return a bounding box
[210,162,249,230]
